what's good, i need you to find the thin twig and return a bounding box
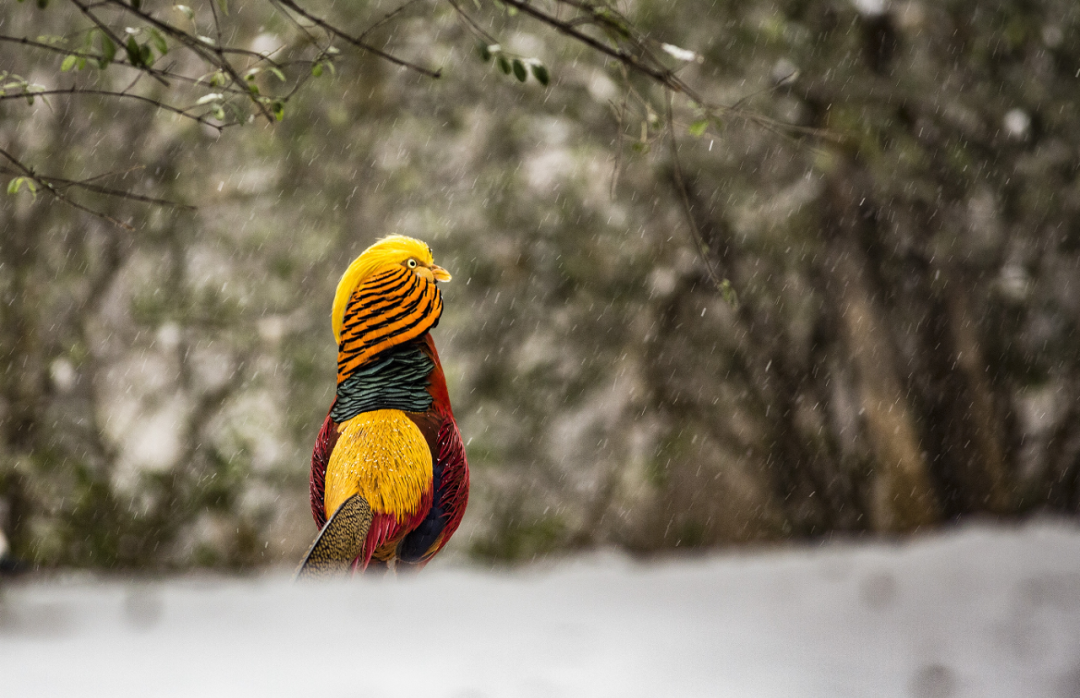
[498,0,678,88]
[27,172,195,209]
[96,0,275,121]
[446,0,497,43]
[274,0,442,78]
[664,90,725,292]
[609,64,630,199]
[209,0,224,46]
[490,0,831,141]
[358,0,427,42]
[270,0,322,45]
[77,165,147,185]
[0,34,95,59]
[0,147,135,231]
[67,0,170,86]
[729,70,798,113]
[0,87,224,129]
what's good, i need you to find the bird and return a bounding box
[297,235,469,577]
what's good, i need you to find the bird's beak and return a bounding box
[430,264,452,282]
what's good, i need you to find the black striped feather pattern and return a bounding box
[336,266,442,384]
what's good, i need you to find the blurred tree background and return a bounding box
[1,0,1079,571]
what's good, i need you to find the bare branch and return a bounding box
[446,0,499,45]
[0,147,135,231]
[663,90,726,294]
[359,0,428,42]
[19,172,195,210]
[0,34,95,59]
[0,87,226,129]
[208,0,225,46]
[273,0,442,79]
[0,148,196,231]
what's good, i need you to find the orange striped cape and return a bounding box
[336,265,443,384]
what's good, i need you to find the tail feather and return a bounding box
[295,494,372,580]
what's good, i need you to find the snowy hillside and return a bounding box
[2,521,1079,698]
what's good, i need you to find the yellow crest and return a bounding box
[331,235,449,344]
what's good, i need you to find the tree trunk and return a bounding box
[821,161,940,532]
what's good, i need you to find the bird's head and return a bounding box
[331,235,451,343]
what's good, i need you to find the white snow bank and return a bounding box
[2,521,1079,698]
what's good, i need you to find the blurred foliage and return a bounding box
[1,0,1080,570]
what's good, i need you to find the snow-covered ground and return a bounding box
[2,521,1079,698]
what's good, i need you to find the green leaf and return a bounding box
[209,71,226,87]
[478,42,492,63]
[212,105,225,120]
[6,177,37,199]
[512,59,527,82]
[125,36,143,66]
[530,63,550,86]
[217,0,228,15]
[100,34,116,67]
[140,44,152,65]
[497,55,511,75]
[268,67,285,82]
[149,29,168,56]
[688,119,708,137]
[719,279,739,309]
[61,54,78,72]
[311,63,323,78]
[271,101,285,121]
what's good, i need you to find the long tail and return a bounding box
[295,494,372,580]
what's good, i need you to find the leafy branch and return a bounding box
[447,0,834,302]
[472,0,827,139]
[4,0,824,228]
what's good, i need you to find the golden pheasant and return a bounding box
[297,235,469,577]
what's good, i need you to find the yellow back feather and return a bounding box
[324,409,433,522]
[331,235,434,344]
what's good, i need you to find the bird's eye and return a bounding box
[407,259,417,268]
